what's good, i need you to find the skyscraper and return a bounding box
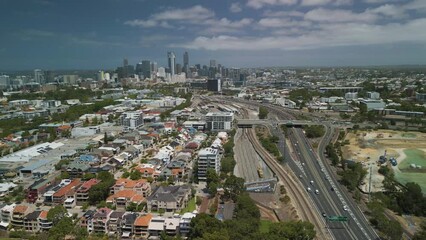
[136,62,143,76]
[176,64,182,74]
[34,69,45,84]
[167,52,176,76]
[183,52,189,68]
[141,60,151,79]
[210,60,216,68]
[151,62,158,74]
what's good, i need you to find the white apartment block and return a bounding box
[197,148,220,181]
[205,112,234,131]
[120,111,144,130]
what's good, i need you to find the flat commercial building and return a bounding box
[207,79,221,92]
[360,99,386,111]
[197,148,220,181]
[205,112,234,131]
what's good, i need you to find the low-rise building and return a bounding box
[360,99,386,111]
[23,210,41,233]
[76,179,101,205]
[147,185,191,213]
[0,203,15,230]
[38,210,52,231]
[106,190,145,210]
[11,205,30,229]
[93,208,112,234]
[107,211,125,236]
[179,212,196,236]
[134,213,153,239]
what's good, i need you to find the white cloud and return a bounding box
[263,10,305,17]
[230,2,242,13]
[153,5,214,21]
[124,5,214,27]
[202,18,253,34]
[300,0,352,6]
[363,0,401,3]
[368,4,407,18]
[246,0,298,9]
[258,18,312,28]
[175,18,426,51]
[304,8,377,23]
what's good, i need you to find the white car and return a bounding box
[315,189,319,195]
[307,187,312,192]
[343,205,348,211]
[310,180,314,185]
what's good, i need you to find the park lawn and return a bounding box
[180,197,196,214]
[259,220,273,233]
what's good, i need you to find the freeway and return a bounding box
[269,108,379,240]
[216,96,379,239]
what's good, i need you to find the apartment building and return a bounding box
[197,148,220,181]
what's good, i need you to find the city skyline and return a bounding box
[1,0,426,70]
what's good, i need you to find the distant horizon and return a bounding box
[2,63,426,74]
[1,0,426,70]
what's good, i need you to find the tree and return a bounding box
[223,175,245,201]
[265,221,316,240]
[88,171,115,205]
[189,213,224,239]
[82,173,96,180]
[130,170,142,180]
[258,107,269,119]
[413,221,426,240]
[47,205,68,225]
[48,217,74,240]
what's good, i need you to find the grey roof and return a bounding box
[110,211,125,219]
[25,210,41,221]
[147,185,191,203]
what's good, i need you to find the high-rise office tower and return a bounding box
[167,52,176,76]
[123,58,129,78]
[141,60,151,79]
[176,64,182,74]
[183,52,189,68]
[34,69,45,84]
[151,62,158,73]
[136,62,143,76]
[44,70,55,83]
[210,60,216,68]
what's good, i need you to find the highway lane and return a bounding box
[218,97,379,239]
[289,128,360,240]
[318,126,380,240]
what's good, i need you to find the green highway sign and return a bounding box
[327,216,348,222]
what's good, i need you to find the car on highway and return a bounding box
[299,174,303,178]
[310,180,314,185]
[307,187,312,192]
[315,189,319,195]
[322,212,327,217]
[343,205,348,211]
[330,187,334,191]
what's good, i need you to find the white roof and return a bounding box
[0,142,64,163]
[0,183,16,193]
[148,217,165,231]
[165,218,180,230]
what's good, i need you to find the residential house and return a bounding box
[80,210,95,233]
[24,210,41,233]
[148,216,165,238]
[26,178,58,203]
[52,179,81,204]
[38,210,53,231]
[76,179,101,205]
[0,203,16,230]
[121,212,139,239]
[111,178,151,197]
[93,208,112,234]
[136,164,160,179]
[106,190,145,210]
[140,135,155,149]
[107,211,125,236]
[146,185,191,213]
[134,213,153,239]
[66,161,91,179]
[164,218,180,236]
[11,205,30,229]
[179,212,196,236]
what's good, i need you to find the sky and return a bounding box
[1,0,426,70]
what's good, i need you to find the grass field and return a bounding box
[399,149,426,170]
[180,197,196,214]
[402,133,417,138]
[395,149,426,193]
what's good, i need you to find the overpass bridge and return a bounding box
[237,119,317,128]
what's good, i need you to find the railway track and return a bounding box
[244,128,330,240]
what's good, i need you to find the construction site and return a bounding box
[342,130,426,193]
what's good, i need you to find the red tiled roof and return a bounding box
[13,205,28,214]
[78,179,101,192]
[53,179,81,197]
[134,214,153,227]
[39,211,48,219]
